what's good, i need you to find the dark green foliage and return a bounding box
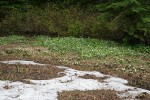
[0,0,27,9]
[0,0,27,20]
[96,0,150,44]
[0,6,99,38]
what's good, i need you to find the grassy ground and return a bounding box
[0,35,150,91]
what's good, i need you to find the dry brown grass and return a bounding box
[135,92,150,99]
[0,63,64,82]
[79,74,109,82]
[58,90,120,100]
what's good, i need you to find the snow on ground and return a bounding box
[0,60,150,100]
[0,60,45,66]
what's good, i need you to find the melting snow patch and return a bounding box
[0,60,46,66]
[0,60,150,100]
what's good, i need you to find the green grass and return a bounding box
[34,36,150,58]
[0,35,150,59]
[0,35,27,45]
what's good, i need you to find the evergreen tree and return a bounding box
[96,0,150,44]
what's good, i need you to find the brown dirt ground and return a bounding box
[58,90,120,100]
[0,63,64,83]
[79,74,109,82]
[135,92,150,99]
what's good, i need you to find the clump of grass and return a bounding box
[4,48,29,55]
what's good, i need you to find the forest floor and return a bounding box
[0,35,150,99]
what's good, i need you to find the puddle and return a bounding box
[0,60,150,100]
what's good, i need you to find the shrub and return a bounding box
[1,2,144,43]
[0,5,99,38]
[0,5,63,36]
